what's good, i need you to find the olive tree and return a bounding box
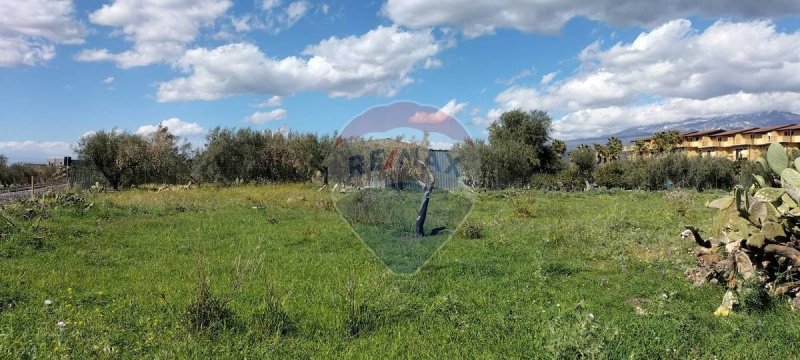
[77,130,148,189]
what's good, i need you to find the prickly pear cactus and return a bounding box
[684,142,800,314]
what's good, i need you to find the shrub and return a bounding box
[529,173,560,190]
[556,166,585,191]
[595,160,630,189]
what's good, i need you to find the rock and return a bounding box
[792,297,800,311]
[685,267,713,286]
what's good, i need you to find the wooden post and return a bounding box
[30,176,34,199]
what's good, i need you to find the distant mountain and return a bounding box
[566,111,800,148]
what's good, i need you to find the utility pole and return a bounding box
[30,176,34,200]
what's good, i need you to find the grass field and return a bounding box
[1,184,799,358]
[335,189,472,274]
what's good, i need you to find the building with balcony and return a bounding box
[627,124,800,160]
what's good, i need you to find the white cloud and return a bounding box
[262,0,281,11]
[384,0,800,37]
[540,72,557,85]
[0,140,73,161]
[103,76,115,84]
[76,0,232,68]
[0,0,84,67]
[245,109,287,124]
[259,0,312,33]
[479,19,800,139]
[157,26,441,101]
[286,1,309,24]
[440,99,467,117]
[254,95,283,108]
[135,118,206,137]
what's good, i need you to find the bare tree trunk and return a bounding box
[415,161,436,237]
[415,182,433,237]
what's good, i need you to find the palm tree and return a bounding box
[593,144,608,164]
[606,137,623,161]
[633,140,649,158]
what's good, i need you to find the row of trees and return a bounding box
[72,108,757,192]
[77,127,337,189]
[544,136,762,192]
[0,155,60,188]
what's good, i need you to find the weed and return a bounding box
[342,274,382,339]
[739,276,771,312]
[514,196,536,218]
[183,270,236,333]
[459,221,483,239]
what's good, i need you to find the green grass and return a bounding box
[335,189,472,274]
[1,184,799,358]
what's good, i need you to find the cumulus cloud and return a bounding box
[75,0,231,68]
[0,0,84,67]
[157,26,442,101]
[480,19,800,139]
[135,118,206,137]
[384,0,800,37]
[440,99,467,117]
[245,109,287,124]
[254,95,283,108]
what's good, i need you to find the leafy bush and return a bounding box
[529,173,560,190]
[593,153,738,191]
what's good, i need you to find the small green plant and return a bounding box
[459,221,483,239]
[739,275,771,312]
[183,271,236,332]
[342,275,383,339]
[514,197,536,218]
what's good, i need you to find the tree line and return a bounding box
[30,109,758,191]
[0,155,61,188]
[74,126,336,189]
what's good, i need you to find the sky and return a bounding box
[3,0,800,162]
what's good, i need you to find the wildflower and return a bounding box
[44,299,53,306]
[57,321,66,328]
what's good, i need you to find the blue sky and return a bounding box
[3,0,800,162]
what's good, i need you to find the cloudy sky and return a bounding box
[3,0,800,161]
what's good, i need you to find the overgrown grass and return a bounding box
[0,184,799,358]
